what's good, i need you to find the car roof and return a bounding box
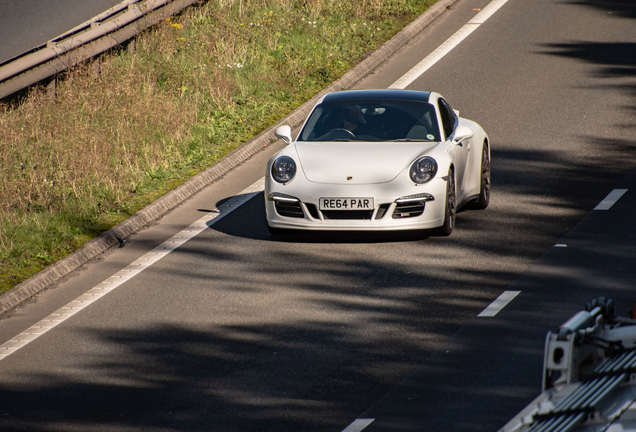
[321,89,432,104]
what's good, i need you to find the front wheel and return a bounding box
[435,169,456,236]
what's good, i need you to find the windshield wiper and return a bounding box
[390,138,433,142]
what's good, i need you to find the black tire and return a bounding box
[469,143,490,210]
[436,169,456,236]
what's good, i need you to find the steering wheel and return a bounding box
[327,128,355,139]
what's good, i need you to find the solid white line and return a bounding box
[342,419,375,432]
[594,189,628,210]
[0,178,266,362]
[478,291,521,317]
[389,0,511,89]
[0,0,516,361]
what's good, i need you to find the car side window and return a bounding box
[438,98,456,139]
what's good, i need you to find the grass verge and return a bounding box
[0,0,436,294]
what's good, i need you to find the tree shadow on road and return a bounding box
[2,2,636,431]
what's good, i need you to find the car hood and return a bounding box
[294,141,437,184]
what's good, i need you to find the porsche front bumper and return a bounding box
[264,177,448,231]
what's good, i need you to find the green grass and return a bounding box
[0,0,436,293]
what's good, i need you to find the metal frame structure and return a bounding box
[501,298,636,432]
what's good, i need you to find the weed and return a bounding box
[0,0,434,294]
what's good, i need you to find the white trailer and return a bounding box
[500,298,636,432]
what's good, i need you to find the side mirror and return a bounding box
[275,125,293,145]
[452,126,473,145]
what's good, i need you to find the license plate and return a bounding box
[319,197,374,210]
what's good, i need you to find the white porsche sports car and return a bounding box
[265,89,490,235]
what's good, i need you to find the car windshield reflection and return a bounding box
[298,100,441,142]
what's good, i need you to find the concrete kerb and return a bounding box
[0,0,459,315]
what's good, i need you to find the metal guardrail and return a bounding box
[0,0,460,314]
[0,0,199,100]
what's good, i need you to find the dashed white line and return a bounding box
[342,418,375,432]
[594,189,628,210]
[0,178,265,361]
[0,0,516,364]
[389,0,511,89]
[478,291,521,317]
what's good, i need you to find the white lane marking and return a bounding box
[0,178,266,361]
[594,189,628,210]
[389,0,511,89]
[554,244,567,248]
[342,418,375,432]
[478,291,520,317]
[0,0,515,361]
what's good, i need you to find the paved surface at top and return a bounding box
[0,0,122,63]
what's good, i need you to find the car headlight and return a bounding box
[409,157,438,184]
[271,156,297,183]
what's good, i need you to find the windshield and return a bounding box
[298,100,441,142]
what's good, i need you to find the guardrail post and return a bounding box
[90,60,101,79]
[46,78,56,100]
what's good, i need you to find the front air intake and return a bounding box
[392,201,425,218]
[321,210,373,220]
[274,201,304,218]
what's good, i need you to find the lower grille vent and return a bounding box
[375,204,391,220]
[321,210,373,220]
[275,201,304,218]
[305,203,320,219]
[392,201,425,218]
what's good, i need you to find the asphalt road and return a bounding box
[0,0,122,63]
[1,0,635,431]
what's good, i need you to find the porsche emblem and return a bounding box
[347,176,353,181]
